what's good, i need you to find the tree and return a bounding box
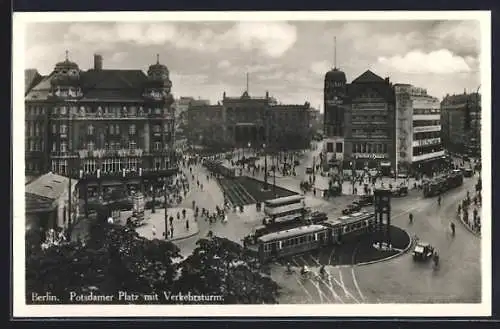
[26,222,181,303]
[26,224,281,304]
[174,236,280,304]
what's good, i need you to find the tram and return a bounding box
[423,170,464,197]
[255,211,376,262]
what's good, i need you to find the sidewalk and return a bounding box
[135,208,199,242]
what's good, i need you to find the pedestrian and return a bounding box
[169,216,174,226]
[152,225,157,237]
[182,209,186,219]
[170,227,174,239]
[186,219,190,231]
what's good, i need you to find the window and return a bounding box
[109,125,114,135]
[35,123,40,136]
[52,124,57,134]
[154,125,161,133]
[164,123,170,132]
[60,124,67,134]
[326,142,334,153]
[335,142,343,153]
[60,142,67,153]
[52,142,56,152]
[29,140,34,151]
[127,158,138,170]
[154,157,161,170]
[128,141,137,150]
[383,144,388,153]
[129,124,136,135]
[115,125,120,134]
[88,141,95,151]
[88,124,94,135]
[60,106,67,115]
[129,106,137,116]
[84,159,96,173]
[154,142,161,151]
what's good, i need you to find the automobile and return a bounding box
[358,195,374,206]
[342,203,361,215]
[305,167,314,174]
[412,242,435,261]
[294,160,300,166]
[307,211,328,223]
[397,173,409,179]
[391,185,408,197]
[463,168,474,177]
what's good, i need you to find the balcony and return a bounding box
[75,166,179,181]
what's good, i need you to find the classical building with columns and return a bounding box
[187,90,311,151]
[25,52,178,210]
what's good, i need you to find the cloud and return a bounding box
[111,52,128,63]
[217,60,231,69]
[378,49,471,74]
[233,22,297,57]
[310,60,331,75]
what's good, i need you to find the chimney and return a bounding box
[384,77,390,83]
[266,91,269,99]
[94,54,103,70]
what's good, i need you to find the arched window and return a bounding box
[87,124,94,135]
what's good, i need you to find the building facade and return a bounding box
[25,53,178,207]
[187,91,311,151]
[440,91,481,156]
[323,69,396,175]
[395,84,444,174]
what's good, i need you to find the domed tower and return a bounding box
[323,37,347,166]
[144,54,174,106]
[49,50,82,99]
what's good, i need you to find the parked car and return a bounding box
[391,185,408,197]
[412,242,435,261]
[357,195,374,206]
[307,211,328,223]
[305,167,314,174]
[342,203,361,215]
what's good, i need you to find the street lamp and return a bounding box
[263,143,268,190]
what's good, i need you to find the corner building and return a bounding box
[395,84,444,175]
[323,69,396,176]
[25,53,178,202]
[440,91,481,156]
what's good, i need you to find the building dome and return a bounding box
[147,54,170,80]
[325,68,346,83]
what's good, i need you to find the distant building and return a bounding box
[187,90,311,150]
[173,97,210,143]
[440,91,481,156]
[323,68,396,176]
[395,84,444,175]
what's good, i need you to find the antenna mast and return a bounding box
[334,36,337,69]
[246,72,249,94]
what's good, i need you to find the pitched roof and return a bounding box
[352,70,386,84]
[25,172,73,200]
[25,69,148,102]
[25,69,43,94]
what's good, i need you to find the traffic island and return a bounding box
[135,208,200,242]
[279,225,411,267]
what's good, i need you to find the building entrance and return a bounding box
[232,124,265,146]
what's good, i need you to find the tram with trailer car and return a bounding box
[254,210,376,262]
[423,170,464,197]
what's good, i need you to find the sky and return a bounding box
[25,20,481,111]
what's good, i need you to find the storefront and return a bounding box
[412,155,447,177]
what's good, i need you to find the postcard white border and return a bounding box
[12,10,492,318]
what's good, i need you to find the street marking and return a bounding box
[351,266,366,302]
[338,266,349,297]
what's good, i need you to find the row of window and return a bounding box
[50,140,169,153]
[262,231,328,251]
[353,143,389,154]
[26,105,172,117]
[50,123,172,136]
[26,140,44,152]
[26,122,43,137]
[414,131,440,140]
[352,128,388,137]
[413,145,444,156]
[413,120,440,127]
[413,108,440,115]
[26,161,41,172]
[80,157,173,174]
[325,126,344,137]
[352,115,388,122]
